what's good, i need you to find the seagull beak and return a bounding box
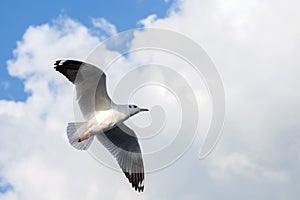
[140,108,149,112]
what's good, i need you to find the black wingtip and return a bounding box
[132,183,144,192]
[53,60,84,83]
[54,60,61,70]
[54,60,67,71]
[124,172,144,192]
[53,60,84,68]
[136,185,144,192]
[54,60,61,66]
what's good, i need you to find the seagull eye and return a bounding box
[133,105,137,108]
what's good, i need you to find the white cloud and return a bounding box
[0,191,18,200]
[137,0,300,198]
[91,18,117,39]
[8,17,99,79]
[138,14,158,26]
[209,152,290,182]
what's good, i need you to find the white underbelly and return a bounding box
[87,109,126,132]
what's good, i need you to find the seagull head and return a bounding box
[128,105,149,116]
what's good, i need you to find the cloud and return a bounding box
[208,152,290,182]
[137,0,300,198]
[0,191,18,200]
[91,18,117,34]
[7,17,99,79]
[91,18,118,39]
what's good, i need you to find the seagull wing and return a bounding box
[96,123,145,192]
[54,60,113,119]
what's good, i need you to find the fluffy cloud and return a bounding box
[91,18,117,37]
[138,0,300,198]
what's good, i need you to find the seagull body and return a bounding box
[54,60,148,192]
[83,106,130,137]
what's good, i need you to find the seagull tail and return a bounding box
[66,122,94,150]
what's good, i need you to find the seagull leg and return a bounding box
[78,132,91,142]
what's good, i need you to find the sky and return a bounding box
[1,0,300,199]
[0,0,172,101]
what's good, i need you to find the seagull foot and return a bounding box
[78,132,91,142]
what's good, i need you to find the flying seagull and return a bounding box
[54,60,148,192]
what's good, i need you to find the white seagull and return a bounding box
[54,60,148,192]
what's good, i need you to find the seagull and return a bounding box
[54,60,148,192]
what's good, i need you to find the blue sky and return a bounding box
[0,0,173,101]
